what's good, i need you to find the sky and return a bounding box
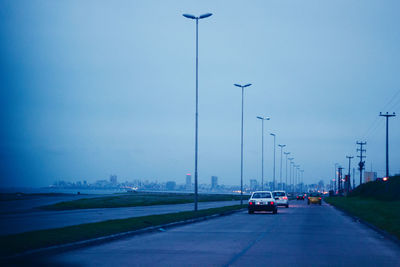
[1,0,399,188]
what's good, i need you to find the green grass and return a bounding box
[325,197,400,240]
[40,192,247,210]
[0,204,244,257]
[0,193,76,201]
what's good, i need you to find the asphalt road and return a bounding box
[0,200,240,235]
[39,200,400,267]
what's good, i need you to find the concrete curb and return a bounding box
[2,207,246,261]
[325,201,400,247]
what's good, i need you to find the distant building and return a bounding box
[211,176,218,189]
[166,181,176,190]
[250,179,258,191]
[186,174,192,190]
[110,175,117,185]
[364,172,377,183]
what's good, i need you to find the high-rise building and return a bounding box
[211,176,218,189]
[110,175,117,185]
[250,179,258,191]
[186,174,192,190]
[364,172,377,183]
[166,181,176,191]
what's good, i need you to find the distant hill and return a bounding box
[349,175,400,201]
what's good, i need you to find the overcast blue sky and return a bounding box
[1,0,399,187]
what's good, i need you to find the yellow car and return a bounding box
[307,192,322,205]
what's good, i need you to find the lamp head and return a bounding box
[183,14,196,19]
[199,13,212,19]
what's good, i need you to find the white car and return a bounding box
[272,191,289,208]
[248,191,277,214]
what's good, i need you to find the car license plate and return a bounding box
[257,202,263,205]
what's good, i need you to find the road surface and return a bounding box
[0,201,240,235]
[38,200,400,266]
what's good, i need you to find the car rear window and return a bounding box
[273,192,286,196]
[310,193,320,197]
[252,193,271,199]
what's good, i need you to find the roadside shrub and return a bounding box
[349,175,400,201]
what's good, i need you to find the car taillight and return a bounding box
[308,197,310,199]
[249,202,254,205]
[283,196,288,200]
[319,197,321,200]
[270,201,274,205]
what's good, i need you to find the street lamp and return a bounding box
[235,83,252,205]
[284,152,290,191]
[257,116,270,190]
[270,133,276,190]
[288,157,294,192]
[300,170,304,192]
[183,12,213,211]
[294,165,300,192]
[278,144,286,190]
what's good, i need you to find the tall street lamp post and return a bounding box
[278,144,286,190]
[183,12,213,211]
[257,116,270,190]
[284,152,290,191]
[295,165,300,192]
[234,83,252,205]
[300,170,304,192]
[288,157,294,192]
[270,133,276,190]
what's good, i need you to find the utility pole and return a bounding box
[352,167,355,190]
[379,112,396,178]
[346,156,353,193]
[356,141,366,186]
[338,166,344,194]
[334,163,339,194]
[278,144,286,190]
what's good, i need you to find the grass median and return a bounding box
[0,204,244,257]
[324,197,400,240]
[40,192,246,210]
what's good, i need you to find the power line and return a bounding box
[361,89,400,140]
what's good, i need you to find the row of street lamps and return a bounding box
[183,12,305,209]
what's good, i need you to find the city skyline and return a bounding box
[1,1,399,188]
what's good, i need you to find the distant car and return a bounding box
[296,194,304,200]
[272,191,289,208]
[307,192,322,205]
[248,191,278,214]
